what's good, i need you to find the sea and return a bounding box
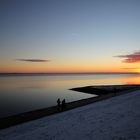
[0,73,140,118]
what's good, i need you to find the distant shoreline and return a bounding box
[0,72,139,76]
[70,84,140,96]
[0,84,140,129]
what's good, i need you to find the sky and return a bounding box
[1,0,140,73]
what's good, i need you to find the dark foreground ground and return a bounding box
[1,88,140,140]
[1,84,140,129]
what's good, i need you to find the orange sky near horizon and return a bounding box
[0,62,139,73]
[0,50,139,73]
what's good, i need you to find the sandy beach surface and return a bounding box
[0,90,140,140]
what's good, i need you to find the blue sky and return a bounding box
[1,0,140,72]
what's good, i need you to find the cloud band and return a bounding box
[16,59,50,62]
[116,51,140,63]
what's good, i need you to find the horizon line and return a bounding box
[0,72,139,75]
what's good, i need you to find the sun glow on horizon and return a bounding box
[135,69,140,73]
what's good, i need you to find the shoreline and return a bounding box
[1,84,140,129]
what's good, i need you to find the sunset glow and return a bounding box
[135,69,140,73]
[1,0,140,73]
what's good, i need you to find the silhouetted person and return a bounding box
[57,98,61,111]
[114,87,117,96]
[61,99,66,111]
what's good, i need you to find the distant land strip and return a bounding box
[0,72,139,76]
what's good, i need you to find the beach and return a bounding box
[1,85,139,129]
[0,89,140,140]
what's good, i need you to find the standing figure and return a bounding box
[114,87,117,96]
[61,99,66,111]
[57,98,61,111]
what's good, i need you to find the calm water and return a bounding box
[0,73,140,118]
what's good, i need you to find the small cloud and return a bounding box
[16,59,50,62]
[123,67,139,69]
[116,51,140,63]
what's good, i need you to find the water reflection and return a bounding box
[0,74,140,118]
[125,74,140,84]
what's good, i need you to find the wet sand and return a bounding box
[1,84,140,129]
